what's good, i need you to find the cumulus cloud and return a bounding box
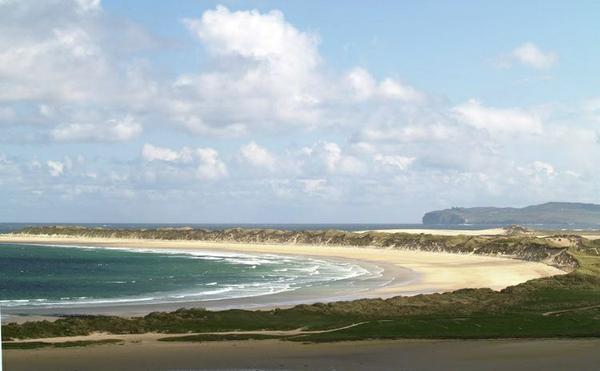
[0,0,157,143]
[494,42,557,70]
[295,142,366,176]
[142,144,185,162]
[360,124,457,143]
[374,154,415,170]
[173,6,323,135]
[184,6,319,72]
[452,99,543,135]
[240,142,277,170]
[50,116,142,142]
[142,144,227,180]
[47,160,65,177]
[511,43,557,69]
[195,148,228,180]
[519,160,556,177]
[346,68,424,103]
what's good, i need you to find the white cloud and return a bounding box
[532,161,555,176]
[0,27,110,102]
[142,144,185,162]
[50,116,142,142]
[175,6,323,135]
[374,154,415,170]
[47,160,65,177]
[196,148,228,180]
[346,68,424,103]
[346,68,376,100]
[301,179,326,193]
[361,124,457,143]
[519,160,556,177]
[184,6,319,73]
[74,0,101,13]
[0,0,160,145]
[378,78,424,102]
[511,42,557,69]
[240,141,276,170]
[142,144,227,180]
[318,142,365,175]
[494,42,557,70]
[516,160,557,187]
[452,99,543,135]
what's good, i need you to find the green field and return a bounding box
[3,235,600,344]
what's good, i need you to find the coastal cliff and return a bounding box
[422,202,600,225]
[11,226,580,271]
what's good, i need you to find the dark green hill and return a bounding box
[423,202,600,225]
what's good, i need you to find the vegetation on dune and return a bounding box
[3,339,123,350]
[10,226,579,270]
[2,229,600,343]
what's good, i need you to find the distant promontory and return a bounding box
[422,202,600,226]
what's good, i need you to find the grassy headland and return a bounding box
[423,201,600,225]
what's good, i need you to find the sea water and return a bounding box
[0,243,379,309]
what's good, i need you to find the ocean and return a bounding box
[0,222,514,234]
[1,222,597,234]
[0,243,385,310]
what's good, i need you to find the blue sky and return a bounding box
[1,0,599,222]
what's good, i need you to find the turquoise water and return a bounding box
[0,244,374,308]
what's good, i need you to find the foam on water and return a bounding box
[0,243,381,308]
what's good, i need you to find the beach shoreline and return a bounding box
[0,233,565,320]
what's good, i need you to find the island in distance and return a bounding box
[423,202,600,226]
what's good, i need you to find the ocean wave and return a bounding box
[2,242,388,308]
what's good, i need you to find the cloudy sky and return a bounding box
[1,0,599,223]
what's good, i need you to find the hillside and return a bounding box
[422,202,600,226]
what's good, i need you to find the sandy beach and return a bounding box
[0,234,564,316]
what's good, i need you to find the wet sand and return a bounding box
[5,338,600,371]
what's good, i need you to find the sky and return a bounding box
[1,0,600,223]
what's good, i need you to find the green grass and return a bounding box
[291,310,600,342]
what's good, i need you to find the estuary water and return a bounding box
[0,243,384,310]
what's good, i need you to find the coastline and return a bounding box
[0,233,565,318]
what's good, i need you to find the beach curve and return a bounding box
[0,234,565,316]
